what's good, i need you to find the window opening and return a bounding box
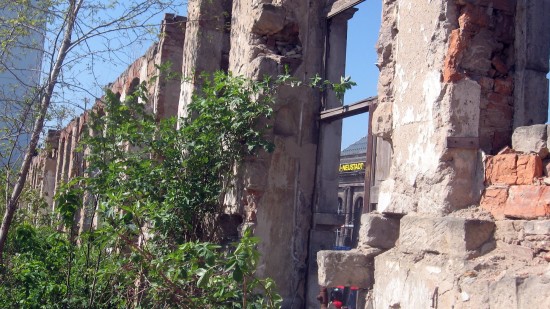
[310,1,384,307]
[333,0,381,253]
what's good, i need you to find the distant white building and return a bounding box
[0,4,45,166]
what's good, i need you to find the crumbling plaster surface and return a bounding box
[376,0,483,215]
[225,1,326,307]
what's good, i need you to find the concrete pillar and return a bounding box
[52,134,66,213]
[226,0,327,307]
[153,14,186,121]
[375,0,491,215]
[178,0,232,120]
[513,0,550,128]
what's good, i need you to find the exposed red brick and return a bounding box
[505,186,550,219]
[459,4,490,32]
[487,92,512,107]
[516,155,543,185]
[485,153,517,185]
[480,186,509,219]
[494,77,514,95]
[482,108,513,129]
[494,13,514,43]
[485,153,542,185]
[443,29,468,82]
[478,77,494,91]
[492,56,509,74]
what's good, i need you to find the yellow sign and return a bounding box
[339,162,365,172]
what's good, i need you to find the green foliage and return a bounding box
[0,70,353,307]
[0,71,282,308]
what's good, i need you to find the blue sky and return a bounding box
[341,0,382,150]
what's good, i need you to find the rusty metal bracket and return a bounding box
[446,137,479,149]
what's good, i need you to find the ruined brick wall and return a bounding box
[318,1,550,308]
[373,0,549,216]
[26,15,186,231]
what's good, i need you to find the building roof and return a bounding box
[341,136,368,157]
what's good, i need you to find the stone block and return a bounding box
[524,220,550,235]
[373,250,458,309]
[357,213,400,249]
[504,185,550,219]
[494,220,526,244]
[251,4,286,36]
[512,124,549,158]
[544,160,550,177]
[317,249,380,288]
[517,275,550,308]
[398,215,495,258]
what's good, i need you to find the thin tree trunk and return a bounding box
[0,0,84,263]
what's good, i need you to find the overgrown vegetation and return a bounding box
[0,72,283,308]
[0,68,355,307]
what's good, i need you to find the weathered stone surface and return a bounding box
[517,276,550,308]
[505,185,550,219]
[317,249,381,288]
[512,124,549,158]
[251,4,285,36]
[494,220,526,245]
[515,0,550,72]
[399,215,495,258]
[357,213,399,249]
[524,220,550,235]
[373,250,451,309]
[371,102,392,141]
[374,245,550,309]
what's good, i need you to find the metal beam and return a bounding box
[319,96,377,122]
[327,0,366,18]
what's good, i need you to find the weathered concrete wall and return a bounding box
[178,0,231,119]
[374,0,480,215]
[27,15,187,229]
[373,0,550,216]
[224,1,326,307]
